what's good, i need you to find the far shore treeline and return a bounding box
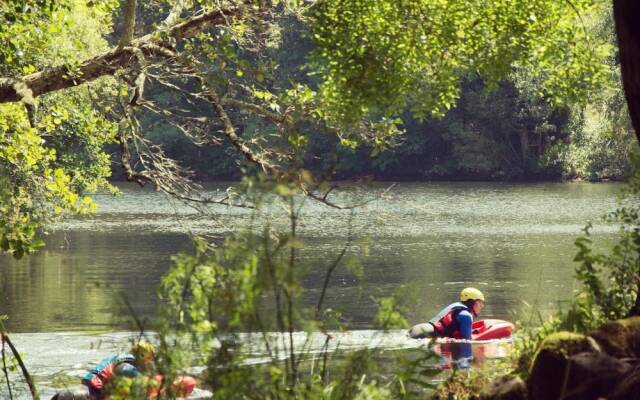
[109,72,637,183]
[109,76,636,182]
[101,8,635,184]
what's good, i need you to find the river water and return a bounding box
[0,181,622,332]
[0,181,623,397]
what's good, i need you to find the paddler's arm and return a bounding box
[456,310,474,340]
[114,362,141,378]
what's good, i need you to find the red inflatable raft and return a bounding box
[469,318,514,341]
[435,318,514,342]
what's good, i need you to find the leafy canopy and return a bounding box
[0,0,117,257]
[309,0,612,125]
[0,0,614,258]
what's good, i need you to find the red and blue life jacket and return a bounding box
[428,302,470,338]
[81,353,137,398]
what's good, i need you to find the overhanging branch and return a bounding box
[0,4,247,103]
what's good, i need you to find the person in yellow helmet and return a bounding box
[80,340,157,399]
[408,287,485,339]
[53,340,196,400]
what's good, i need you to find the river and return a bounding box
[0,181,623,398]
[0,181,622,332]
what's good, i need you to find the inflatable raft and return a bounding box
[469,318,514,341]
[436,318,514,343]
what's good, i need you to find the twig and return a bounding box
[1,336,13,400]
[161,0,186,28]
[304,183,397,210]
[120,295,147,337]
[320,334,332,383]
[286,197,298,384]
[315,249,347,318]
[565,0,591,42]
[0,332,38,400]
[263,236,286,355]
[294,211,355,373]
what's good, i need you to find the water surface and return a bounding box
[0,181,621,332]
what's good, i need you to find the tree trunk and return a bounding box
[613,0,640,318]
[629,297,640,317]
[519,129,528,161]
[613,0,640,144]
[118,0,137,49]
[536,132,543,157]
[627,256,640,317]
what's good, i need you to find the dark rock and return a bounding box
[50,388,90,400]
[523,319,640,400]
[527,332,600,400]
[560,352,632,400]
[609,366,640,400]
[589,316,640,358]
[483,375,527,400]
[528,336,633,400]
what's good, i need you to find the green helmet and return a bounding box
[460,287,485,302]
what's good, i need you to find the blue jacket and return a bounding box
[81,353,140,397]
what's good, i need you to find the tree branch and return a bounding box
[161,0,187,28]
[223,97,293,126]
[117,127,153,186]
[118,0,137,49]
[0,332,39,400]
[0,5,246,103]
[191,65,282,176]
[24,103,37,128]
[1,337,13,400]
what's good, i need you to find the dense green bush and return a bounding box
[574,153,640,319]
[149,180,441,399]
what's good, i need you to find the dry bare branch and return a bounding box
[223,97,294,126]
[161,0,187,28]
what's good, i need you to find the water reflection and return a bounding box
[0,233,192,332]
[433,340,512,369]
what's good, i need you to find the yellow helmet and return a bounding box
[460,287,485,302]
[131,340,155,360]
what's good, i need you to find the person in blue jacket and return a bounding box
[81,340,156,399]
[52,340,195,399]
[408,287,485,340]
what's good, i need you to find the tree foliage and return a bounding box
[546,5,637,181]
[309,0,611,125]
[0,0,614,259]
[155,183,436,400]
[0,0,117,257]
[574,153,640,319]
